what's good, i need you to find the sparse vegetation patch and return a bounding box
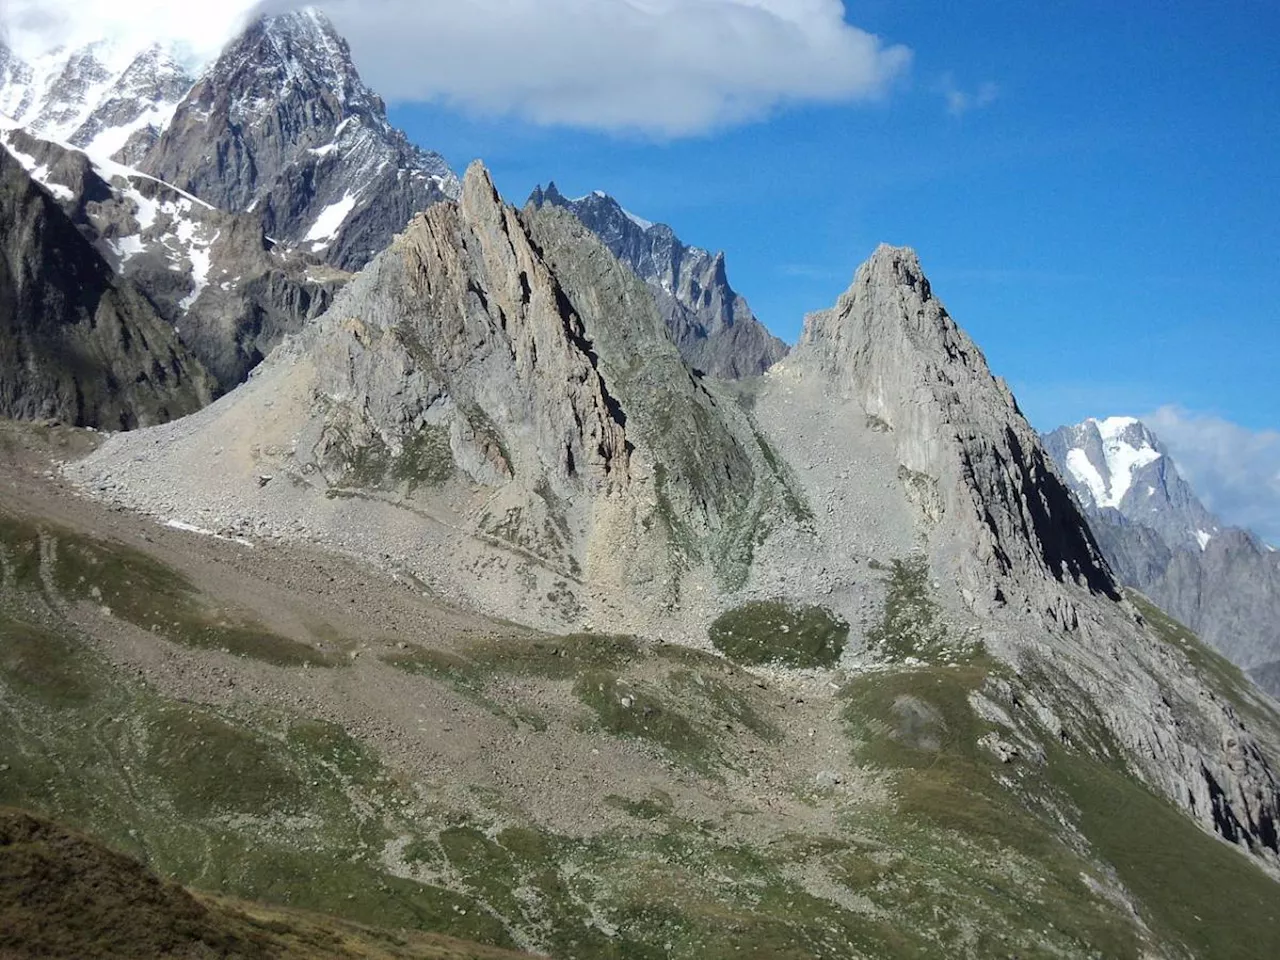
[709,600,848,668]
[0,513,334,668]
[574,671,717,773]
[865,556,978,663]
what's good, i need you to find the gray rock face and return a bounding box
[529,183,788,379]
[792,244,1117,619]
[783,247,1280,867]
[139,10,459,272]
[1,127,347,394]
[0,144,213,429]
[1045,418,1280,694]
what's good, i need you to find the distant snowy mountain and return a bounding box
[529,182,788,379]
[0,8,469,393]
[1044,416,1221,551]
[0,37,192,165]
[1045,417,1280,696]
[0,10,459,275]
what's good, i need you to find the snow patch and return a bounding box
[106,235,146,265]
[81,99,180,163]
[90,152,213,210]
[1196,530,1213,551]
[304,191,359,246]
[1099,438,1160,507]
[1073,418,1162,508]
[1096,416,1141,439]
[179,233,218,311]
[164,519,253,548]
[621,206,654,230]
[1066,449,1108,507]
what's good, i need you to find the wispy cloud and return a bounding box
[1144,405,1280,545]
[0,0,252,66]
[940,74,999,117]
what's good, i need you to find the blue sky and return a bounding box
[381,1,1277,442]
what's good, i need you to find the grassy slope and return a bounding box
[3,504,1280,959]
[0,808,530,960]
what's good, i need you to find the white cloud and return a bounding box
[2,1,910,135]
[1145,405,1280,546]
[941,74,998,117]
[269,0,912,135]
[0,0,255,68]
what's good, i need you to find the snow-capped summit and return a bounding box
[139,8,459,271]
[1044,416,1218,550]
[1056,416,1163,509]
[1044,417,1280,695]
[0,37,192,164]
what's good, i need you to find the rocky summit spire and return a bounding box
[139,9,458,271]
[796,244,1117,616]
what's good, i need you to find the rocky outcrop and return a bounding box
[1045,418,1280,695]
[0,144,213,429]
[529,183,787,379]
[139,10,458,272]
[63,162,796,629]
[0,126,347,393]
[781,245,1280,866]
[792,244,1117,617]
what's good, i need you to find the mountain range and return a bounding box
[2,7,1280,960]
[1045,416,1280,695]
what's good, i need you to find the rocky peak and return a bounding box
[139,9,458,271]
[528,182,787,379]
[210,9,376,127]
[303,158,631,499]
[796,243,1117,615]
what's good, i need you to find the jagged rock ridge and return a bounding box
[66,162,791,628]
[529,183,787,379]
[139,9,460,272]
[1046,417,1280,694]
[0,143,213,428]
